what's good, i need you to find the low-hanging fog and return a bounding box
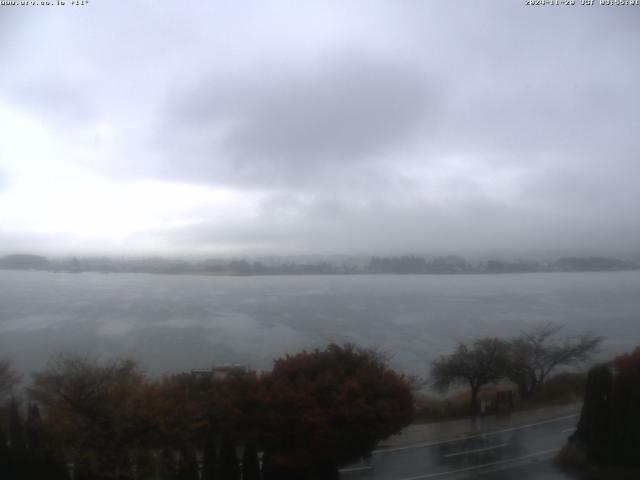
[1,2,639,258]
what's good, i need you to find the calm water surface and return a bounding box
[1,270,638,376]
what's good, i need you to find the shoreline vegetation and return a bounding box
[0,345,414,480]
[2,334,632,477]
[414,372,587,424]
[556,347,640,476]
[1,253,638,277]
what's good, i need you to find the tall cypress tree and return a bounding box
[8,397,27,479]
[219,433,239,480]
[26,403,42,450]
[575,364,613,464]
[242,445,260,480]
[177,447,199,480]
[202,428,218,480]
[24,402,67,480]
[0,425,10,480]
[26,403,44,480]
[9,397,26,451]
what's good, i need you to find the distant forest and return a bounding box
[0,253,638,276]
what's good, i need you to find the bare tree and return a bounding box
[431,338,510,414]
[506,323,602,399]
[0,359,21,400]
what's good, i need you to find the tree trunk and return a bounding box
[470,385,480,416]
[527,371,538,398]
[516,380,529,400]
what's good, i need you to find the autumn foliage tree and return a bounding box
[156,368,265,478]
[29,354,155,479]
[158,345,413,479]
[151,372,213,449]
[259,344,414,479]
[20,344,413,479]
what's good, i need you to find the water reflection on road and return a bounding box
[341,414,579,480]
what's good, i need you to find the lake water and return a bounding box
[1,270,638,377]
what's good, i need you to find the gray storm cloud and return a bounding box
[0,1,639,256]
[164,55,433,187]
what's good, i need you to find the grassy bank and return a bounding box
[413,372,586,423]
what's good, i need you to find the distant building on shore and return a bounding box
[190,364,249,380]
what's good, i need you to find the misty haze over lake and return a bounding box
[2,270,637,377]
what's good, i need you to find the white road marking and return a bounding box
[561,428,575,433]
[373,413,578,455]
[339,465,374,473]
[443,442,508,458]
[394,447,560,480]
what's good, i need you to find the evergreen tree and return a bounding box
[242,445,260,480]
[9,397,26,451]
[25,403,44,480]
[8,398,27,479]
[0,425,10,480]
[219,433,239,480]
[176,447,199,480]
[25,403,42,451]
[202,428,218,480]
[24,402,67,480]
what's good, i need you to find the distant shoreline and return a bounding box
[1,253,638,277]
[1,267,638,277]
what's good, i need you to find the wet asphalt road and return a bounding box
[341,414,579,480]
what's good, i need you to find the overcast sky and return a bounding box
[1,1,639,258]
